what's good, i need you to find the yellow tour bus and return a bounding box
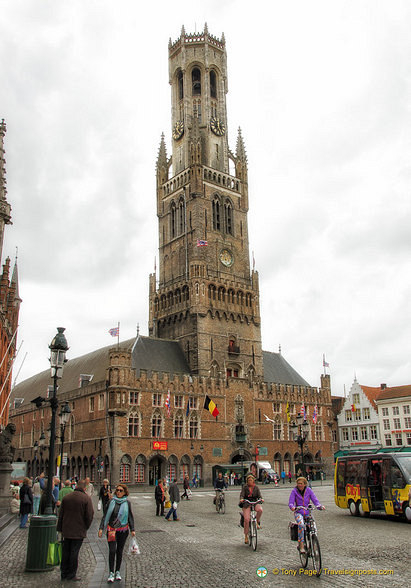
[334,450,411,521]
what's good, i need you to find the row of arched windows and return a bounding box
[154,286,189,312]
[128,411,200,439]
[176,67,218,100]
[208,285,253,307]
[212,197,233,234]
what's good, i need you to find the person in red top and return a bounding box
[239,473,263,544]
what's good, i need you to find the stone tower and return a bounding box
[149,25,263,380]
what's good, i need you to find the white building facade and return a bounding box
[375,385,411,448]
[337,380,381,451]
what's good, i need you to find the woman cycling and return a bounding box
[289,476,325,553]
[239,473,263,544]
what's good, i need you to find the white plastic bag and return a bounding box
[129,537,140,555]
[172,501,177,509]
[97,500,102,511]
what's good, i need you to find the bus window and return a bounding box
[368,460,382,486]
[391,464,405,489]
[346,460,360,485]
[336,460,346,496]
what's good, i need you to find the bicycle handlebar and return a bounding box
[241,498,263,505]
[294,504,323,511]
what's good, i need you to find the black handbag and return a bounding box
[23,493,31,505]
[289,522,298,541]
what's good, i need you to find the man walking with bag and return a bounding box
[165,479,180,521]
[57,479,94,581]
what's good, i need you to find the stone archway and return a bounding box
[148,454,167,486]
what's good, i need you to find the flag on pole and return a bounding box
[109,326,119,337]
[165,390,171,417]
[313,404,318,424]
[197,239,208,247]
[204,395,219,418]
[300,402,306,419]
[323,354,329,368]
[186,398,190,418]
[286,402,291,423]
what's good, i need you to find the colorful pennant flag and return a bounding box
[165,390,171,417]
[197,239,208,247]
[312,404,318,424]
[323,354,329,368]
[204,395,219,418]
[351,403,356,412]
[286,402,290,423]
[300,402,306,419]
[109,326,119,337]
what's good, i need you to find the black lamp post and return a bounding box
[58,402,71,481]
[44,327,69,516]
[290,414,310,477]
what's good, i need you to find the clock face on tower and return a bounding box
[210,117,226,136]
[219,249,234,267]
[172,120,184,140]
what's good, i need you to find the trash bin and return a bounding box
[25,515,57,572]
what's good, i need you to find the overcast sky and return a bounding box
[1,0,411,398]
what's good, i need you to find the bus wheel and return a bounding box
[349,500,359,516]
[359,503,370,517]
[404,503,411,523]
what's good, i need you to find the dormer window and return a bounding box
[79,374,93,388]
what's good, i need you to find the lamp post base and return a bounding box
[25,515,57,572]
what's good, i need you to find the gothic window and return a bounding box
[208,284,216,300]
[128,412,140,437]
[273,421,282,440]
[119,455,131,483]
[210,70,217,98]
[192,67,201,95]
[189,414,198,439]
[224,200,233,235]
[178,69,184,100]
[174,414,184,439]
[178,198,185,235]
[135,455,145,483]
[170,202,176,239]
[152,413,162,438]
[212,198,221,230]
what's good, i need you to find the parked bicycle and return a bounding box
[216,489,225,514]
[242,498,263,551]
[293,505,322,576]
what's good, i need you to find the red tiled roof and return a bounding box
[359,385,382,411]
[375,385,411,401]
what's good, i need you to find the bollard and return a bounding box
[25,515,57,572]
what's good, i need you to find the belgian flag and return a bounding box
[204,395,219,418]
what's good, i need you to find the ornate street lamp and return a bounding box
[290,414,310,477]
[58,402,71,481]
[44,328,69,515]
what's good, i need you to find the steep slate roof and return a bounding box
[263,351,311,387]
[10,338,135,407]
[11,337,311,408]
[376,385,411,401]
[359,385,382,411]
[131,336,191,377]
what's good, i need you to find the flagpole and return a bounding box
[117,322,120,350]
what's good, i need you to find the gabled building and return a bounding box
[337,379,381,452]
[10,27,334,485]
[375,385,411,448]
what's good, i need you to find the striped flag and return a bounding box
[204,395,219,418]
[165,390,171,417]
[197,239,208,247]
[300,402,306,419]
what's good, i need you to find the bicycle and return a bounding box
[242,498,263,551]
[216,489,225,514]
[294,505,322,576]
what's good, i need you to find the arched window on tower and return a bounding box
[192,67,201,95]
[212,198,221,231]
[224,200,233,235]
[210,70,217,98]
[178,198,185,235]
[170,201,176,239]
[178,69,184,100]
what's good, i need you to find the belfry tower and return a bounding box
[149,25,263,380]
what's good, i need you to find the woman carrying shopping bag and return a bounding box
[98,483,135,583]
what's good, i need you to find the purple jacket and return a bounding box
[288,486,321,516]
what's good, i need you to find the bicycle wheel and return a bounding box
[250,519,258,551]
[217,497,221,514]
[220,497,225,514]
[299,533,309,568]
[311,535,322,577]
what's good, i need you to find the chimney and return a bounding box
[380,383,387,390]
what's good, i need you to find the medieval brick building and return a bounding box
[10,27,333,485]
[0,119,21,427]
